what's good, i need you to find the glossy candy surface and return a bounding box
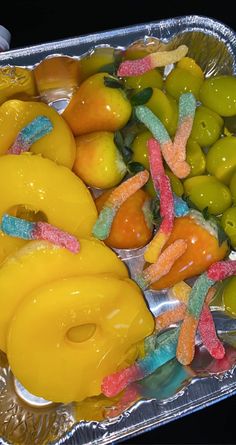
[8,275,154,402]
[165,67,203,99]
[199,75,236,117]
[184,175,232,215]
[0,153,97,265]
[221,207,236,248]
[0,100,76,168]
[95,189,153,249]
[0,238,128,352]
[125,69,163,90]
[207,137,236,184]
[190,106,223,147]
[151,211,228,290]
[62,73,132,135]
[73,131,126,189]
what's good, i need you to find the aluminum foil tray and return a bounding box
[0,14,236,445]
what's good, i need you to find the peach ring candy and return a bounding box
[8,116,53,155]
[0,100,76,168]
[7,275,154,403]
[0,154,97,263]
[0,214,79,253]
[144,138,174,263]
[92,170,149,240]
[0,237,128,353]
[117,45,188,77]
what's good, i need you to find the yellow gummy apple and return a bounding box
[0,100,76,168]
[0,238,128,352]
[73,131,126,188]
[62,73,132,135]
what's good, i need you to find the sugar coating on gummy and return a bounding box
[207,260,236,281]
[178,93,196,122]
[138,92,195,179]
[177,273,215,365]
[168,279,224,361]
[91,207,116,240]
[155,304,186,331]
[135,106,170,144]
[117,45,188,77]
[92,170,149,240]
[170,93,196,178]
[136,239,187,289]
[32,222,79,253]
[135,104,191,179]
[0,214,79,253]
[198,304,225,359]
[1,214,35,239]
[188,274,215,318]
[144,138,174,263]
[8,116,53,154]
[102,328,179,397]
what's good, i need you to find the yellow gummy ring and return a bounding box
[0,238,128,352]
[7,275,154,403]
[0,153,97,263]
[0,100,76,168]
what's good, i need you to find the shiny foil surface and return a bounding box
[0,15,236,445]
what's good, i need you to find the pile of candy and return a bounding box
[0,37,236,419]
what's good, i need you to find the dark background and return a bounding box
[1,1,235,444]
[1,1,236,50]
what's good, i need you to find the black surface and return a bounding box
[1,1,235,50]
[1,1,236,444]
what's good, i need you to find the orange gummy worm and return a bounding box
[155,303,186,332]
[176,313,198,365]
[106,170,149,208]
[142,239,187,288]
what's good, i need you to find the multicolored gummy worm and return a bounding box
[162,282,225,360]
[0,214,79,253]
[8,116,53,155]
[117,45,188,77]
[177,260,236,365]
[198,304,225,360]
[171,92,196,177]
[92,170,149,240]
[102,268,228,398]
[144,138,174,263]
[135,93,196,179]
[102,327,179,397]
[136,239,187,290]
